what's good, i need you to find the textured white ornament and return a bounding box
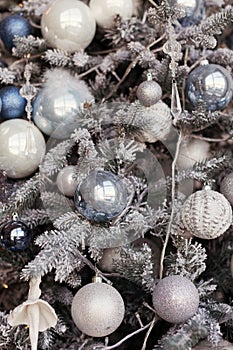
[0,119,46,179]
[89,0,133,28]
[56,165,79,197]
[220,172,233,205]
[181,188,232,239]
[177,139,210,169]
[41,0,96,52]
[71,280,125,337]
[8,275,57,350]
[192,339,233,349]
[152,275,199,324]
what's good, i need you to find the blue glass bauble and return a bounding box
[167,0,203,27]
[74,170,128,223]
[0,220,30,251]
[185,63,233,111]
[0,14,32,49]
[0,86,26,119]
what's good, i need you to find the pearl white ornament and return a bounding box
[71,281,125,337]
[41,0,96,52]
[89,0,133,29]
[220,172,233,205]
[56,166,78,197]
[0,119,46,179]
[152,275,199,324]
[181,188,232,239]
[177,139,210,169]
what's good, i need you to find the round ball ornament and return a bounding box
[152,275,199,324]
[0,119,46,179]
[89,0,133,29]
[41,0,96,52]
[71,279,125,337]
[0,86,26,120]
[192,339,233,349]
[185,63,233,111]
[32,69,94,137]
[136,80,162,107]
[168,0,204,27]
[74,170,128,223]
[0,14,32,49]
[220,172,233,206]
[0,220,30,251]
[181,188,232,239]
[56,165,79,197]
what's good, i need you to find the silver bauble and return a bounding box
[167,0,204,26]
[0,119,46,179]
[185,63,233,111]
[71,281,125,337]
[152,275,199,323]
[32,69,94,138]
[220,172,233,206]
[56,165,78,197]
[136,80,162,107]
[181,189,232,239]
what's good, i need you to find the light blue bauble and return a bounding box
[32,69,94,138]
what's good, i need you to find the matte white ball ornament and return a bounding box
[41,0,96,52]
[0,119,46,179]
[89,0,133,29]
[71,279,125,337]
[152,275,199,323]
[56,166,78,197]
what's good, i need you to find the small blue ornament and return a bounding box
[0,220,31,251]
[74,170,128,223]
[185,63,233,111]
[0,14,32,49]
[0,86,26,119]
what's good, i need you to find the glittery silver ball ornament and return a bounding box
[152,275,199,324]
[74,170,128,223]
[32,69,94,138]
[181,188,232,239]
[220,172,233,206]
[71,281,125,337]
[185,63,233,111]
[56,166,78,197]
[136,80,162,107]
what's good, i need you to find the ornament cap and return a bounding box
[92,275,103,283]
[200,59,209,65]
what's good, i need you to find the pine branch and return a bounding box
[12,35,46,57]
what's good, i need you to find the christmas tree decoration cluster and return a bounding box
[0,0,233,349]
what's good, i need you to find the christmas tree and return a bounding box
[1,0,233,349]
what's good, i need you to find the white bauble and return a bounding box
[0,119,46,179]
[71,281,125,337]
[56,166,78,197]
[41,0,96,52]
[177,139,210,169]
[89,0,133,29]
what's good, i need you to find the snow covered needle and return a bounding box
[8,275,57,350]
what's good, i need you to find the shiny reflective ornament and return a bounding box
[177,139,210,169]
[185,63,233,111]
[89,0,133,28]
[181,188,232,239]
[0,220,30,251]
[220,172,233,205]
[0,119,46,179]
[0,14,32,49]
[0,86,26,120]
[41,0,96,52]
[152,275,199,324]
[74,170,128,223]
[56,165,79,197]
[168,0,204,26]
[33,69,94,137]
[136,80,162,107]
[71,279,125,337]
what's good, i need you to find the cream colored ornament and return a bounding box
[89,0,133,29]
[8,275,57,350]
[177,138,210,169]
[56,165,79,197]
[181,188,232,239]
[192,339,233,349]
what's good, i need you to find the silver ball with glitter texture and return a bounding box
[71,281,125,337]
[220,172,233,206]
[152,275,199,323]
[181,188,232,239]
[136,80,162,107]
